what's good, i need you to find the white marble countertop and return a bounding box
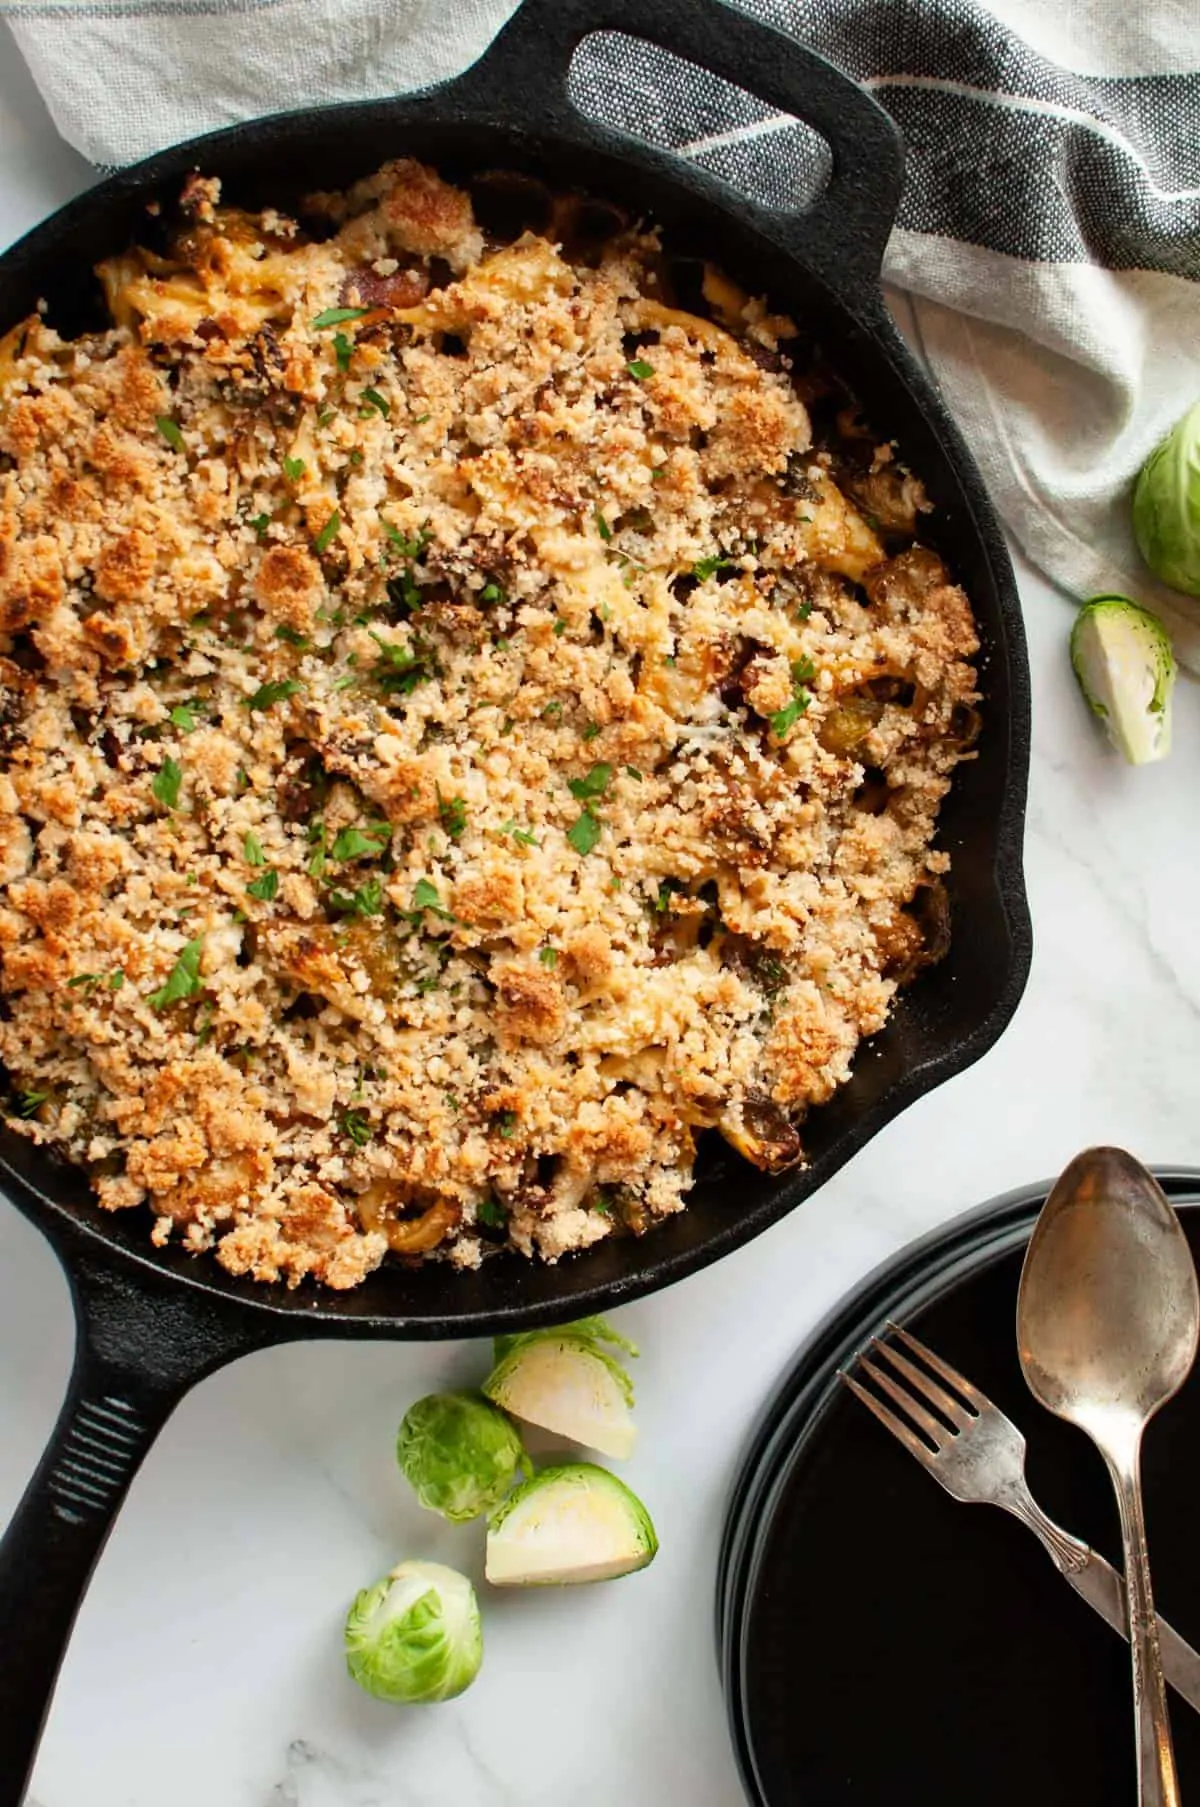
[2,26,1199,1806]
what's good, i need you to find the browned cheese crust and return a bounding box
[0,160,980,1287]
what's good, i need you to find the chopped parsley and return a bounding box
[306,820,327,879]
[312,306,370,329]
[768,657,817,739]
[151,756,182,810]
[166,701,199,734]
[147,937,204,1010]
[245,678,301,712]
[654,877,683,913]
[15,1090,48,1117]
[411,877,455,921]
[627,358,655,380]
[314,511,341,555]
[625,765,644,782]
[590,1190,615,1216]
[370,632,430,695]
[340,1107,373,1146]
[283,456,306,482]
[796,599,814,621]
[567,806,602,856]
[568,761,613,802]
[333,332,353,372]
[582,723,601,742]
[382,521,432,561]
[538,946,558,968]
[594,508,613,543]
[243,831,266,866]
[249,513,271,539]
[68,970,122,992]
[246,869,279,902]
[693,553,737,582]
[330,824,389,862]
[553,618,567,637]
[477,1195,508,1228]
[500,819,539,847]
[359,387,390,419]
[496,1110,518,1139]
[413,412,432,424]
[327,876,384,918]
[480,581,505,604]
[438,793,468,841]
[155,415,185,453]
[275,625,309,647]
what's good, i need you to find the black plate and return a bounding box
[718,1172,1200,1805]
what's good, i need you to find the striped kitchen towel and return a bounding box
[6,0,1200,662]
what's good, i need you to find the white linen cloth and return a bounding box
[5,0,1200,664]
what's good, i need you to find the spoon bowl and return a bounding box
[1018,1146,1200,1807]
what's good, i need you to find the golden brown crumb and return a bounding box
[0,159,979,1284]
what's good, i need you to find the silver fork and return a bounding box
[842,1322,1200,1714]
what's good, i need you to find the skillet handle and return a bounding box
[0,1252,270,1806]
[457,0,903,301]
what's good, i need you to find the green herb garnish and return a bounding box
[156,416,185,453]
[340,1107,373,1146]
[312,306,370,329]
[438,793,468,841]
[243,831,266,866]
[768,657,817,739]
[147,937,204,1010]
[249,513,271,538]
[627,358,654,380]
[568,762,613,801]
[15,1089,48,1117]
[693,553,737,582]
[500,819,539,847]
[283,456,306,482]
[314,512,340,555]
[152,756,182,810]
[477,1195,507,1228]
[496,1110,518,1139]
[246,869,279,902]
[411,877,455,922]
[595,509,613,543]
[625,765,644,781]
[538,946,558,968]
[245,678,301,712]
[327,876,384,918]
[359,387,390,419]
[168,701,204,734]
[333,333,353,372]
[331,824,389,862]
[275,625,309,647]
[567,807,602,856]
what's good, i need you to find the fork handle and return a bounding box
[1000,1485,1200,1718]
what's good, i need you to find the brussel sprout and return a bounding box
[485,1462,658,1586]
[397,1391,530,1522]
[1070,594,1177,765]
[1133,400,1200,594]
[484,1333,637,1459]
[345,1559,482,1703]
[492,1313,638,1364]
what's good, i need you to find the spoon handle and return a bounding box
[1110,1439,1181,1807]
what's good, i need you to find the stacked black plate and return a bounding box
[717,1172,1200,1805]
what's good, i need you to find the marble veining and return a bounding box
[2,30,1199,1806]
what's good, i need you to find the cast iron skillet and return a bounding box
[0,0,1032,1793]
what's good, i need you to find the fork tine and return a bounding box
[872,1337,975,1430]
[855,1352,953,1449]
[840,1371,940,1471]
[885,1321,988,1412]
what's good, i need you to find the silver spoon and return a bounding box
[1017,1147,1199,1806]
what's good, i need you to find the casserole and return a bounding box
[0,0,1030,1792]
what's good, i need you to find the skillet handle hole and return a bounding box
[567,32,833,216]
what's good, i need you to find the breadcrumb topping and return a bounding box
[0,160,979,1287]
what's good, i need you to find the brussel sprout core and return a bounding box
[397,1391,530,1522]
[1133,400,1200,595]
[345,1559,482,1703]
